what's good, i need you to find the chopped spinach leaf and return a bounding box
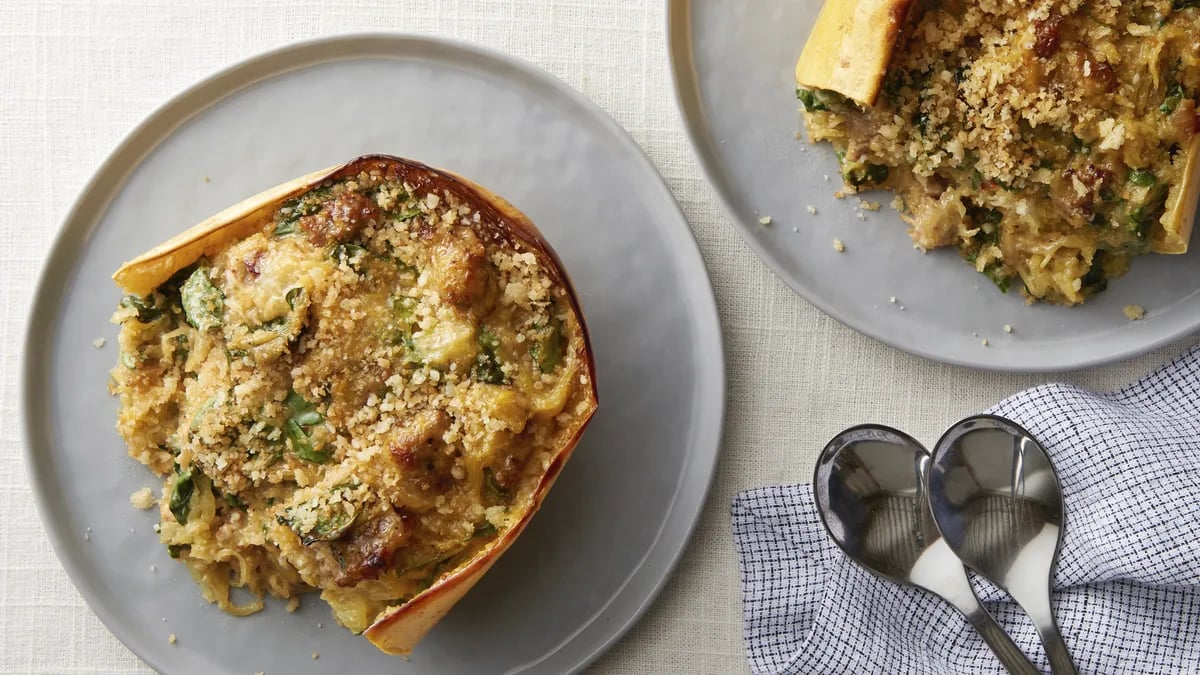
[119,294,163,323]
[285,287,306,309]
[285,419,331,464]
[471,328,506,384]
[169,465,195,525]
[989,177,1021,193]
[1128,169,1156,187]
[843,163,889,188]
[530,319,564,374]
[796,88,827,112]
[276,485,358,545]
[483,466,509,502]
[389,295,416,320]
[180,268,224,331]
[285,390,323,426]
[913,110,930,136]
[397,206,423,221]
[171,334,189,364]
[282,390,329,463]
[332,243,369,272]
[1128,207,1151,238]
[982,262,1012,294]
[120,350,141,369]
[1127,184,1168,240]
[190,395,218,431]
[966,201,1003,228]
[274,186,332,236]
[277,505,356,546]
[259,315,289,332]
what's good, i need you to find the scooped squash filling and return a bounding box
[797,0,1199,304]
[110,160,595,640]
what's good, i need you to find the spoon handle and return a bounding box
[1039,623,1079,675]
[963,605,1041,675]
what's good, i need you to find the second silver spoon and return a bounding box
[928,415,1078,675]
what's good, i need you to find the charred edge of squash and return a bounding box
[362,392,597,654]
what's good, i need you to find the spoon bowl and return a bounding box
[814,425,1038,675]
[928,414,1078,675]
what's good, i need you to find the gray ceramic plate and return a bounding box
[668,0,1200,371]
[21,34,724,675]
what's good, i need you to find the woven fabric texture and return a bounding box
[734,346,1200,674]
[1,1,1198,673]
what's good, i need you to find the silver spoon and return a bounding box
[928,414,1078,675]
[814,425,1039,675]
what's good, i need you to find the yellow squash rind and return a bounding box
[1154,136,1200,254]
[794,0,916,106]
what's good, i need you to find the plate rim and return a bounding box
[665,0,1198,373]
[21,31,727,674]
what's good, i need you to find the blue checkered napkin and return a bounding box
[732,345,1200,675]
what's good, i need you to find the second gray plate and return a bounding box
[668,0,1200,371]
[22,34,724,675]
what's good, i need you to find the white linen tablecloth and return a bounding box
[1,2,1196,673]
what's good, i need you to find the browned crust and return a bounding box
[112,155,600,654]
[794,0,916,106]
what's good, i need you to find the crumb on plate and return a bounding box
[1123,304,1145,321]
[130,487,155,510]
[833,238,845,252]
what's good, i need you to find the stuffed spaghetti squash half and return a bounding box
[109,155,598,654]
